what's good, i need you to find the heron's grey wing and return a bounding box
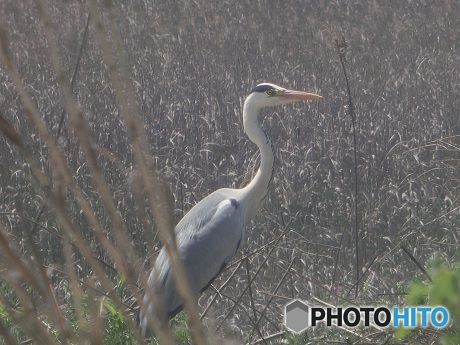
[148,194,244,319]
[177,197,244,294]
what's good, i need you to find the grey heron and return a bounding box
[138,83,321,336]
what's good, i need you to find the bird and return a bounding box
[138,83,321,336]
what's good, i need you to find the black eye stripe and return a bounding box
[250,84,276,94]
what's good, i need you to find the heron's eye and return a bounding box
[266,89,276,96]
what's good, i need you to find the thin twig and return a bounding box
[331,232,343,296]
[216,220,293,331]
[400,245,432,282]
[334,32,360,300]
[201,259,244,318]
[252,331,285,344]
[245,254,265,342]
[56,12,91,139]
[249,257,296,341]
[347,251,383,298]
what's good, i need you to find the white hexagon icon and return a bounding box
[284,299,309,333]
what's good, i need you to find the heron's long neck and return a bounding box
[240,101,275,222]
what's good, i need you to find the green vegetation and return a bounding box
[395,258,460,344]
[0,0,458,343]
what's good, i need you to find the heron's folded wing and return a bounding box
[177,197,244,294]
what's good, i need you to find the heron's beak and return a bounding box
[281,89,322,101]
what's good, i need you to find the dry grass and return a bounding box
[0,0,459,344]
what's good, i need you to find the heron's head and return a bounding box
[245,83,322,110]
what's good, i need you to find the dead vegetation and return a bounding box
[0,0,459,344]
